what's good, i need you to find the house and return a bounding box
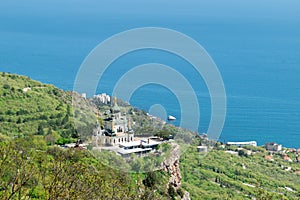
[285,166,292,171]
[225,151,238,156]
[265,142,282,152]
[117,147,152,158]
[97,139,162,158]
[283,155,292,162]
[197,146,208,153]
[226,141,257,147]
[290,148,296,153]
[93,93,111,104]
[119,139,160,150]
[117,139,161,158]
[237,148,252,156]
[199,133,208,140]
[22,87,31,92]
[264,155,273,161]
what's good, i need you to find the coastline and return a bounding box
[1,71,299,149]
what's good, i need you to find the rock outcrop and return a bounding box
[162,143,190,200]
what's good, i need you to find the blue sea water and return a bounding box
[0,1,300,148]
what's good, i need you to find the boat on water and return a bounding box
[167,115,176,121]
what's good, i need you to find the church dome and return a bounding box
[111,96,120,113]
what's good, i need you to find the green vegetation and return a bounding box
[180,140,300,199]
[0,73,175,199]
[0,72,94,143]
[1,72,299,199]
[90,142,172,173]
[0,137,172,199]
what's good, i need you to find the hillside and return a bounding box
[0,73,174,199]
[180,141,300,199]
[0,138,174,199]
[0,73,299,199]
[0,72,95,143]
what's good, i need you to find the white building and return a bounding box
[93,97,134,146]
[227,141,257,147]
[197,146,208,152]
[265,142,282,152]
[93,97,163,157]
[94,93,111,104]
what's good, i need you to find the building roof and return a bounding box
[227,141,257,146]
[111,105,120,113]
[118,148,152,155]
[197,146,208,148]
[111,96,120,113]
[119,141,141,148]
[142,140,161,147]
[119,140,161,148]
[264,155,273,160]
[283,155,291,161]
[265,142,281,146]
[225,150,238,155]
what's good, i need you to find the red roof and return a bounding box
[283,155,291,161]
[264,155,272,160]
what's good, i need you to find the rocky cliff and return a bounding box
[162,143,190,200]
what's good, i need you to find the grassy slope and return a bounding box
[0,72,172,199]
[180,143,300,199]
[1,72,299,199]
[0,72,94,141]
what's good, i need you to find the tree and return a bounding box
[44,129,59,145]
[5,110,14,115]
[143,172,158,188]
[168,184,176,200]
[238,149,247,157]
[0,116,5,122]
[0,139,38,199]
[16,117,22,124]
[177,188,185,198]
[37,124,44,135]
[66,105,71,116]
[155,130,172,140]
[61,115,69,125]
[3,84,10,89]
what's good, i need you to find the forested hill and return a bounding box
[1,72,299,200]
[0,72,94,143]
[0,72,179,200]
[0,72,183,144]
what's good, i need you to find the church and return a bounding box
[93,97,134,146]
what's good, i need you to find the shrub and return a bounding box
[143,172,158,188]
[3,84,10,89]
[168,184,176,200]
[177,187,185,198]
[5,110,14,115]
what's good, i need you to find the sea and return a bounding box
[0,3,299,148]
